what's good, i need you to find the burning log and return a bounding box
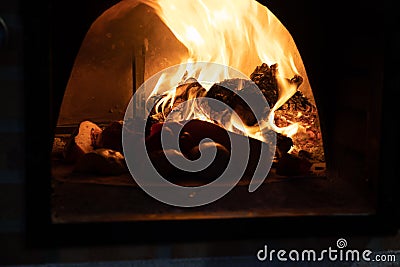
[250,63,324,163]
[205,78,268,126]
[249,62,308,111]
[147,62,310,132]
[145,63,310,174]
[146,79,206,134]
[249,63,280,107]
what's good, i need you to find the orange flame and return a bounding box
[143,0,312,141]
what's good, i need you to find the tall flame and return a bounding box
[146,0,301,79]
[142,0,311,140]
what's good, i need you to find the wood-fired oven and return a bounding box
[23,0,398,246]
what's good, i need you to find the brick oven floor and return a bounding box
[51,160,374,224]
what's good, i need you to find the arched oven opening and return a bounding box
[48,0,383,223]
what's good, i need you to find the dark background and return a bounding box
[1,0,399,265]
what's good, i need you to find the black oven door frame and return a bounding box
[23,0,398,248]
